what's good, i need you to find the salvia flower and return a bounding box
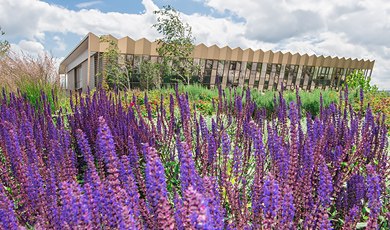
[366,165,382,217]
[281,185,295,228]
[318,160,333,208]
[178,141,201,192]
[0,185,19,230]
[144,144,176,227]
[182,186,213,229]
[96,116,121,195]
[343,206,359,229]
[262,172,280,220]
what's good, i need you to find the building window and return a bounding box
[202,59,213,84]
[75,65,82,91]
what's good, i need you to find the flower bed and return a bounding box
[0,85,388,229]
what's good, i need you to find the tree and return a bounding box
[153,5,199,85]
[139,59,162,90]
[99,36,132,91]
[344,70,378,93]
[0,26,10,56]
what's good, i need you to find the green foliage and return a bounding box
[99,36,132,91]
[131,83,354,119]
[153,5,199,85]
[249,88,347,118]
[139,59,162,90]
[344,70,378,93]
[0,26,10,56]
[249,89,277,116]
[176,83,219,101]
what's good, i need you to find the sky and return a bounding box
[1,0,390,89]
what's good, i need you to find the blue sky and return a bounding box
[1,0,390,89]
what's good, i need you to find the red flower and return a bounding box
[131,101,134,106]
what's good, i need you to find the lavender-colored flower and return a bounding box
[100,186,124,228]
[343,206,359,229]
[173,190,186,230]
[366,165,382,217]
[281,185,295,228]
[208,131,216,167]
[262,172,280,219]
[199,115,209,141]
[83,183,102,229]
[178,140,201,193]
[318,161,333,208]
[252,126,265,164]
[183,186,213,229]
[0,186,18,230]
[127,134,140,170]
[232,147,242,179]
[144,92,152,121]
[346,174,365,209]
[144,144,176,228]
[76,129,97,181]
[96,116,121,194]
[155,195,176,229]
[59,181,91,227]
[144,144,168,202]
[202,176,223,229]
[222,132,231,157]
[318,210,332,230]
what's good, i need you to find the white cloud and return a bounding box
[12,40,45,56]
[53,35,66,51]
[75,1,103,8]
[1,0,390,88]
[0,0,159,40]
[196,0,390,89]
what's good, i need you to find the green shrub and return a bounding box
[344,70,378,93]
[130,83,363,119]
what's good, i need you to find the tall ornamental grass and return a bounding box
[0,84,388,229]
[0,51,62,112]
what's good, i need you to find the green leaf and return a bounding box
[166,162,175,167]
[356,222,367,229]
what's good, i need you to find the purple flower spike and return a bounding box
[318,208,332,230]
[318,160,333,208]
[145,145,168,204]
[281,185,295,228]
[262,172,280,220]
[97,116,121,194]
[0,186,19,230]
[183,186,213,229]
[233,147,242,179]
[156,195,176,229]
[178,141,200,192]
[202,176,223,229]
[343,206,359,229]
[222,132,231,157]
[144,145,176,228]
[366,165,382,218]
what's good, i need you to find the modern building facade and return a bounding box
[59,32,375,92]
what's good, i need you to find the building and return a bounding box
[59,32,375,92]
